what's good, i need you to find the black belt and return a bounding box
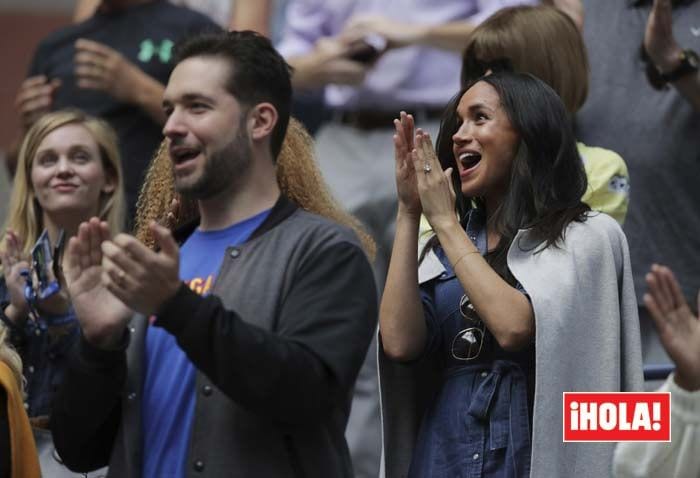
[335,106,445,130]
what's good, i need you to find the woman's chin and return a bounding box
[460,184,482,198]
[41,201,98,221]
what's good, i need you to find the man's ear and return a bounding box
[248,103,278,142]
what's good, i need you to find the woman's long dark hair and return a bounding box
[424,71,589,279]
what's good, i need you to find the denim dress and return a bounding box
[409,209,535,478]
[0,280,80,418]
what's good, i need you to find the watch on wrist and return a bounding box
[659,49,699,83]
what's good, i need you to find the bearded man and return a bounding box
[49,30,378,478]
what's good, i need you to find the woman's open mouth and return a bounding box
[458,152,482,177]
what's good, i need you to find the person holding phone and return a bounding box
[0,109,125,424]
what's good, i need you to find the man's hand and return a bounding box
[64,218,133,349]
[100,222,181,317]
[73,38,166,125]
[644,0,683,73]
[74,38,148,103]
[644,264,700,391]
[15,75,61,130]
[161,197,181,231]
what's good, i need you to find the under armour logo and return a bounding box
[138,39,174,63]
[691,26,700,37]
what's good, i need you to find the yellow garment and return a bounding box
[417,142,630,238]
[0,361,40,478]
[578,142,629,225]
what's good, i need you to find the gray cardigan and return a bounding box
[51,198,378,477]
[379,212,644,478]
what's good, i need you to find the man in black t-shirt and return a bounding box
[15,0,220,219]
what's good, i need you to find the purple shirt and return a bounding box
[277,0,536,110]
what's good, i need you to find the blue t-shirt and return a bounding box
[142,210,270,477]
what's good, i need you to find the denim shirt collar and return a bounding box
[465,207,488,255]
[419,208,487,284]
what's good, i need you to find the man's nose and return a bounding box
[163,109,187,139]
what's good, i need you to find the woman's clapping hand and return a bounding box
[410,131,457,233]
[0,230,31,322]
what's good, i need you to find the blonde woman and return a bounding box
[0,109,125,423]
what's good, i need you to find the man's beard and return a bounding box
[175,129,252,200]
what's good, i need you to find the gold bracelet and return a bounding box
[452,250,480,270]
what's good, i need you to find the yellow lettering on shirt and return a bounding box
[185,275,215,296]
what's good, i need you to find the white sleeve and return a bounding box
[613,374,700,478]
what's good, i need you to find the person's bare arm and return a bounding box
[543,0,584,31]
[380,213,427,362]
[286,37,370,90]
[73,0,100,23]
[645,0,700,111]
[666,71,700,111]
[380,113,428,361]
[230,0,272,35]
[342,0,562,54]
[340,16,476,52]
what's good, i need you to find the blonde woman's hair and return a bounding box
[2,109,126,259]
[134,117,376,260]
[0,326,23,390]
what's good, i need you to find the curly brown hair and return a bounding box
[133,118,376,260]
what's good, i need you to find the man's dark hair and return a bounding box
[174,30,292,160]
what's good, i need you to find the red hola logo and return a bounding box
[563,393,671,442]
